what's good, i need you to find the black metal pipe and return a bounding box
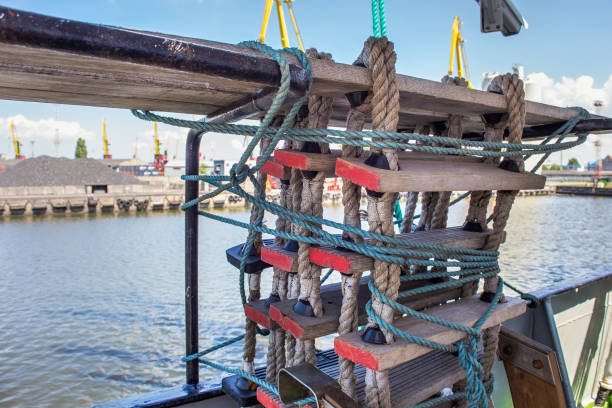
[462,118,612,141]
[185,129,203,386]
[0,6,310,93]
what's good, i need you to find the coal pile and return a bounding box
[0,156,146,186]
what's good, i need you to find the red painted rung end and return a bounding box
[257,386,314,408]
[244,305,271,329]
[334,337,379,371]
[259,158,289,180]
[335,158,380,191]
[269,304,305,339]
[274,150,308,170]
[309,247,352,274]
[261,246,295,272]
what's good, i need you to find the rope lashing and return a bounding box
[130,36,589,408]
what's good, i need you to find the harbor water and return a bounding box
[0,195,610,407]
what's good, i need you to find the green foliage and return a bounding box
[75,138,87,158]
[549,164,561,170]
[199,164,210,174]
[567,157,580,167]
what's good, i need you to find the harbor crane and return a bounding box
[153,121,167,174]
[448,16,472,88]
[259,0,304,51]
[102,118,112,159]
[10,120,25,160]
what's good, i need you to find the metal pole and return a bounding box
[185,129,204,386]
[543,297,577,408]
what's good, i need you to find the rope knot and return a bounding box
[229,163,250,185]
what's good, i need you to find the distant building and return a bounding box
[587,155,612,171]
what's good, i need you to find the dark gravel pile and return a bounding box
[0,156,146,186]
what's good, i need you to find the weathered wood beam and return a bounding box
[0,6,589,129]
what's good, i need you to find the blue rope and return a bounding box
[129,38,589,407]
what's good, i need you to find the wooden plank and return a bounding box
[273,149,484,173]
[310,226,491,275]
[336,157,546,193]
[499,326,566,408]
[0,8,582,124]
[261,244,298,273]
[244,299,275,330]
[259,158,291,180]
[270,278,463,340]
[334,296,527,371]
[258,349,466,408]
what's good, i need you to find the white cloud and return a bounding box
[231,139,244,151]
[0,114,95,142]
[524,72,612,116]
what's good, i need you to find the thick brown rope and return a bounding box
[355,36,400,408]
[242,135,271,375]
[482,73,525,300]
[294,48,334,366]
[338,96,371,397]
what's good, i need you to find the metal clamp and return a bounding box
[278,365,358,408]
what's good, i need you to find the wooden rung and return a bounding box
[244,298,274,329]
[257,349,466,408]
[261,243,299,273]
[274,149,341,172]
[273,149,484,174]
[336,157,546,193]
[269,278,462,340]
[334,295,526,371]
[310,226,491,275]
[259,158,291,180]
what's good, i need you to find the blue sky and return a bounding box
[0,0,610,165]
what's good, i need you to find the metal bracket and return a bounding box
[498,326,558,385]
[278,365,358,408]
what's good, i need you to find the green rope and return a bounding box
[371,0,387,38]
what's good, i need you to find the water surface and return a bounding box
[0,196,609,407]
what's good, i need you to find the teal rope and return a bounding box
[371,0,387,38]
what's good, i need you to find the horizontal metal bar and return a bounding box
[0,6,310,93]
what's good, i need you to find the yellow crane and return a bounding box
[259,0,304,51]
[448,16,472,88]
[102,118,112,159]
[10,120,25,160]
[153,121,161,156]
[153,121,167,174]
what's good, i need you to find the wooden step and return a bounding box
[336,157,546,193]
[257,349,466,408]
[269,278,463,340]
[334,295,526,371]
[310,226,492,275]
[261,243,299,273]
[260,158,291,180]
[261,234,343,273]
[244,298,275,330]
[273,149,484,174]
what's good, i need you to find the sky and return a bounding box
[0,0,611,167]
